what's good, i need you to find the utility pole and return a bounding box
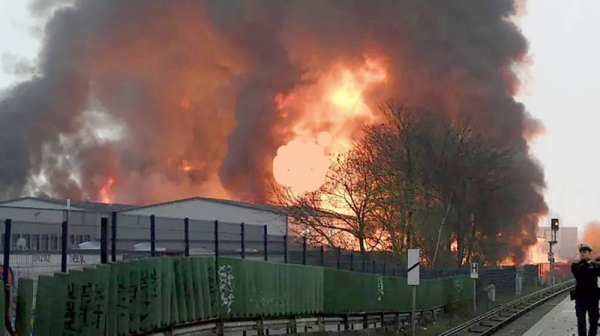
[548,218,559,286]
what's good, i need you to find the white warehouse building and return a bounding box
[0,196,289,254]
[119,197,288,236]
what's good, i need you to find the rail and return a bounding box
[148,306,444,335]
[438,279,575,336]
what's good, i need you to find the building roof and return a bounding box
[0,195,287,215]
[0,196,135,212]
[121,196,287,215]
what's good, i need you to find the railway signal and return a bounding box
[551,218,559,231]
[548,218,559,286]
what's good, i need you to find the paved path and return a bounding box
[522,295,579,336]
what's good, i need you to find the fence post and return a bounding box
[283,235,288,263]
[111,211,117,262]
[383,262,387,275]
[214,220,219,258]
[372,261,376,274]
[3,219,11,284]
[150,215,156,257]
[240,223,245,259]
[263,225,268,262]
[302,236,307,265]
[337,247,341,269]
[320,246,325,267]
[350,253,354,271]
[184,218,190,257]
[100,217,108,264]
[362,257,366,272]
[61,220,68,273]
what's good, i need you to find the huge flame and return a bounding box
[272,58,387,195]
[99,176,115,204]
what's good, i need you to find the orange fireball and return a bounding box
[273,57,388,196]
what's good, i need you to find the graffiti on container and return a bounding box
[218,264,235,314]
[377,276,384,301]
[248,291,288,312]
[453,278,464,294]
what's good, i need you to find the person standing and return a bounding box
[572,243,600,336]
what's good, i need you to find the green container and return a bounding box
[170,259,180,326]
[160,258,173,326]
[106,263,119,336]
[215,258,324,317]
[149,258,163,329]
[139,259,162,332]
[173,257,187,323]
[198,257,215,318]
[60,270,82,336]
[324,269,415,313]
[27,254,477,334]
[87,264,111,336]
[128,261,141,334]
[33,275,54,336]
[182,257,196,322]
[191,258,205,320]
[16,278,34,336]
[78,267,97,335]
[214,258,239,317]
[116,262,131,336]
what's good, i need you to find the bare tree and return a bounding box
[269,146,380,254]
[360,102,518,267]
[359,102,434,259]
[270,99,530,267]
[417,116,517,266]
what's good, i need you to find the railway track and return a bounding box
[439,279,575,336]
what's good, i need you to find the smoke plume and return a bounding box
[1,0,546,232]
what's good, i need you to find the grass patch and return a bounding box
[414,300,475,335]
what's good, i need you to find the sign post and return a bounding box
[407,249,420,336]
[470,262,479,313]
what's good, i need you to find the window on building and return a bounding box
[76,235,83,245]
[31,234,39,251]
[50,235,58,251]
[83,235,91,242]
[11,234,20,249]
[40,235,49,251]
[23,234,31,250]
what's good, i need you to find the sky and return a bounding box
[516,0,600,234]
[0,0,599,235]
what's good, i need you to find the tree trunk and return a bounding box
[359,237,366,254]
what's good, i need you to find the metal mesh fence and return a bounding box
[0,207,553,289]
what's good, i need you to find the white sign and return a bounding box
[470,262,479,279]
[407,249,420,286]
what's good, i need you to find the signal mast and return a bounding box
[548,218,559,286]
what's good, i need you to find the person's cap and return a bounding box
[579,243,593,252]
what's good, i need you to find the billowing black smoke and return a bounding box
[0,0,545,234]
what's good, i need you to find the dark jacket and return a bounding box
[571,259,600,299]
